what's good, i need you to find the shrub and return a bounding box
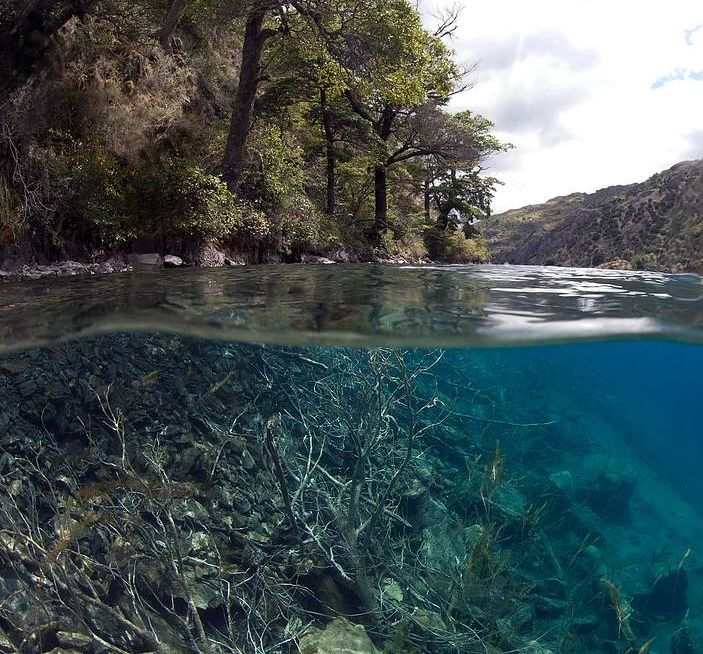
[49,139,251,248]
[158,160,242,239]
[240,123,323,254]
[0,176,24,245]
[379,228,428,261]
[424,225,490,263]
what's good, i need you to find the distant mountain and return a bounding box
[483,159,703,273]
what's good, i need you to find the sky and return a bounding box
[420,1,703,212]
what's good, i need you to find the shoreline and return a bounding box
[0,247,431,281]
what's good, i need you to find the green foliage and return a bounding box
[50,138,252,246]
[241,123,324,253]
[0,0,509,262]
[379,228,428,261]
[336,0,458,106]
[424,226,490,263]
[431,168,502,223]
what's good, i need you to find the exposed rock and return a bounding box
[598,258,634,271]
[0,259,131,280]
[190,241,226,267]
[323,248,363,263]
[128,252,163,267]
[299,618,378,654]
[163,254,184,267]
[300,254,336,264]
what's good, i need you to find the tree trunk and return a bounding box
[423,178,431,221]
[222,7,270,195]
[371,107,395,244]
[373,165,388,240]
[320,88,336,216]
[156,0,188,48]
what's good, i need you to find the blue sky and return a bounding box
[421,1,703,211]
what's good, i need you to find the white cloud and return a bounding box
[421,1,703,211]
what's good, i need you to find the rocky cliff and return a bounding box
[483,159,703,272]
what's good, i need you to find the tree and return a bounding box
[336,1,460,241]
[222,0,332,195]
[0,0,98,98]
[156,0,189,48]
[411,110,511,226]
[222,2,280,194]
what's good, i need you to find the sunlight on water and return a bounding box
[0,265,702,653]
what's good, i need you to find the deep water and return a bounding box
[0,265,702,654]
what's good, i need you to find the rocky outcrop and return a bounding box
[483,159,703,273]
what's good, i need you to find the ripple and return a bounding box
[0,264,701,351]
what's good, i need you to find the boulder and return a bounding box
[634,568,688,621]
[575,469,636,523]
[300,254,336,264]
[299,618,378,654]
[128,253,163,267]
[190,241,226,267]
[163,255,184,267]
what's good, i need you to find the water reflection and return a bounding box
[0,264,701,352]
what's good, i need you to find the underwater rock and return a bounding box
[524,641,555,654]
[56,632,94,650]
[381,578,404,603]
[299,618,378,654]
[493,483,526,516]
[411,609,447,633]
[533,595,567,618]
[571,615,600,636]
[576,469,636,523]
[671,627,697,654]
[634,568,688,621]
[536,576,566,599]
[583,544,608,577]
[509,602,535,634]
[549,470,574,492]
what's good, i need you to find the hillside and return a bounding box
[483,159,703,272]
[0,1,506,270]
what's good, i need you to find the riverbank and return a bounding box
[0,243,429,281]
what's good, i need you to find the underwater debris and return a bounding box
[1,333,702,654]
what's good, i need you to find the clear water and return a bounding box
[0,265,702,654]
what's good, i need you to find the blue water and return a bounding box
[1,265,702,653]
[454,342,703,507]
